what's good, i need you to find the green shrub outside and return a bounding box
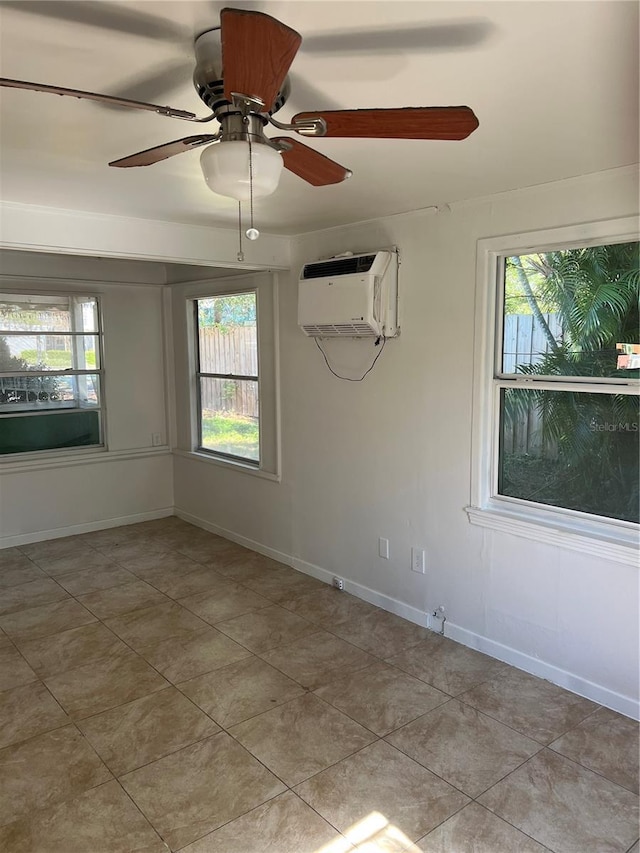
[201,412,259,459]
[20,350,96,368]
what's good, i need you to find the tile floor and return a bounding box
[0,517,638,852]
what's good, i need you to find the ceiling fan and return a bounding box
[0,7,479,202]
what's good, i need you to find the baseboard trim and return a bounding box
[166,507,640,721]
[442,621,639,721]
[291,554,430,628]
[174,509,293,565]
[0,507,175,549]
[174,509,430,628]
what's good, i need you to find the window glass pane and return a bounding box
[499,388,639,523]
[199,377,259,461]
[0,411,101,455]
[197,294,257,375]
[502,242,639,379]
[0,334,100,371]
[0,294,99,333]
[0,374,101,413]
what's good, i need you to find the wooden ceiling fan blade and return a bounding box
[301,21,494,54]
[0,78,197,120]
[221,8,302,111]
[109,135,217,168]
[272,138,351,186]
[292,107,479,140]
[0,1,188,43]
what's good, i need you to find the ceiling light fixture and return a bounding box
[200,138,283,201]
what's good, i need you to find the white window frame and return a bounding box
[179,273,280,481]
[0,289,106,460]
[467,216,639,566]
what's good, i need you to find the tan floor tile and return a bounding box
[205,562,269,585]
[105,600,208,650]
[0,680,68,748]
[156,566,230,599]
[242,566,327,603]
[277,587,382,626]
[0,560,46,589]
[21,537,94,564]
[550,707,639,794]
[229,692,375,786]
[174,535,241,564]
[120,731,286,850]
[179,583,272,625]
[77,526,142,549]
[330,609,429,659]
[295,740,469,844]
[152,528,216,551]
[479,748,639,853]
[216,604,317,653]
[44,648,169,719]
[16,622,128,677]
[0,724,111,826]
[78,686,220,775]
[353,825,420,852]
[55,564,136,596]
[0,547,31,568]
[208,551,280,582]
[354,825,422,852]
[152,530,206,551]
[261,630,378,691]
[416,802,549,852]
[77,579,170,619]
[121,551,204,587]
[0,644,37,691]
[0,576,69,616]
[95,540,168,563]
[36,549,114,578]
[179,655,306,727]
[387,699,541,797]
[180,790,350,853]
[139,626,252,683]
[316,662,449,735]
[134,516,191,536]
[387,634,505,696]
[461,667,599,743]
[0,780,167,853]
[0,598,97,642]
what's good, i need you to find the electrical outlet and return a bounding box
[411,547,426,574]
[430,605,446,635]
[332,576,344,591]
[151,433,162,446]
[378,537,390,559]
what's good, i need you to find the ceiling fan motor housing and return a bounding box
[193,28,290,115]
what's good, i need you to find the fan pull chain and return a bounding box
[236,201,244,263]
[246,133,259,241]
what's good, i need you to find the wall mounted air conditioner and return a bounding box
[298,250,399,338]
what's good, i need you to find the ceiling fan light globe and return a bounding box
[200,140,283,201]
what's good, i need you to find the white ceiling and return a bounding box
[0,1,638,235]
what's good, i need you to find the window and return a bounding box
[0,293,104,456]
[194,291,260,464]
[469,218,639,562]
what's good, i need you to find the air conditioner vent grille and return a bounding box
[301,323,377,337]
[302,254,376,279]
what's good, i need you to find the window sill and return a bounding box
[465,504,638,566]
[0,446,170,475]
[173,449,281,482]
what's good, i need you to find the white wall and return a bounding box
[0,251,173,543]
[173,166,639,716]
